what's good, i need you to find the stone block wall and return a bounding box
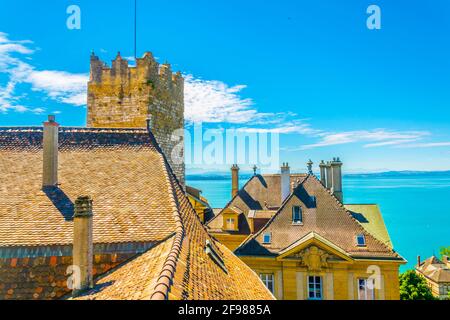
[87,52,185,185]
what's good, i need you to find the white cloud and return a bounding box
[26,70,88,106]
[184,75,281,124]
[0,32,88,113]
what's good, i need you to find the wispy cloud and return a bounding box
[282,129,432,151]
[306,130,430,149]
[237,119,322,135]
[0,32,88,114]
[393,142,450,148]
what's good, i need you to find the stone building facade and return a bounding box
[87,52,185,185]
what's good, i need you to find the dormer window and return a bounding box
[292,206,302,224]
[226,218,236,230]
[356,234,366,246]
[205,240,227,273]
[263,232,272,244]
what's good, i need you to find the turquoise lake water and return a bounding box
[187,173,450,271]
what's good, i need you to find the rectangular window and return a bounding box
[308,276,322,300]
[358,278,375,300]
[356,234,366,246]
[260,273,274,293]
[263,232,271,244]
[226,218,235,230]
[292,206,302,224]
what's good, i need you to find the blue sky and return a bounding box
[0,0,449,173]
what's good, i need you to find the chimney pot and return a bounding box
[42,115,59,187]
[72,196,94,296]
[231,164,240,198]
[319,160,327,186]
[281,162,290,202]
[330,158,343,203]
[307,159,313,175]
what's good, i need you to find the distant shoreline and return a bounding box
[187,170,450,181]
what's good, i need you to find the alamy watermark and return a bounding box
[66,5,81,30]
[170,123,280,170]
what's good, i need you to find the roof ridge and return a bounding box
[149,131,185,300]
[0,126,148,132]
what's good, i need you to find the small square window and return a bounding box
[356,234,366,246]
[263,232,271,244]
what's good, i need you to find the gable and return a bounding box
[277,232,353,264]
[236,175,402,260]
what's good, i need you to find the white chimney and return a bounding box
[42,115,59,187]
[319,160,327,186]
[281,162,290,203]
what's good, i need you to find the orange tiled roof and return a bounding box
[0,126,274,300]
[235,175,404,261]
[207,174,307,234]
[416,256,450,283]
[0,127,175,247]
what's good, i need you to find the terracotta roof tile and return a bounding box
[0,127,175,247]
[207,174,307,234]
[1,126,274,300]
[236,175,403,260]
[416,256,450,283]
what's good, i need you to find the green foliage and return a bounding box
[399,270,435,300]
[440,246,450,259]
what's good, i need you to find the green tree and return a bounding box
[399,270,435,300]
[440,246,450,259]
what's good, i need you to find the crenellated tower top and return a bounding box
[89,51,184,100]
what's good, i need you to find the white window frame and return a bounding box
[263,232,271,244]
[356,234,366,246]
[358,278,375,300]
[260,273,274,293]
[307,275,323,300]
[292,206,302,224]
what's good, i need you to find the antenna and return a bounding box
[134,0,137,59]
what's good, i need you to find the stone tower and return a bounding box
[87,51,185,185]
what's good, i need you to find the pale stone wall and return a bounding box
[241,256,402,300]
[87,52,185,185]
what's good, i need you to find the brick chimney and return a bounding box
[330,157,343,203]
[319,160,327,186]
[231,164,239,198]
[42,115,59,187]
[417,255,421,267]
[72,196,94,296]
[281,162,290,203]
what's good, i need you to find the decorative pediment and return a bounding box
[291,245,333,271]
[277,232,353,266]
